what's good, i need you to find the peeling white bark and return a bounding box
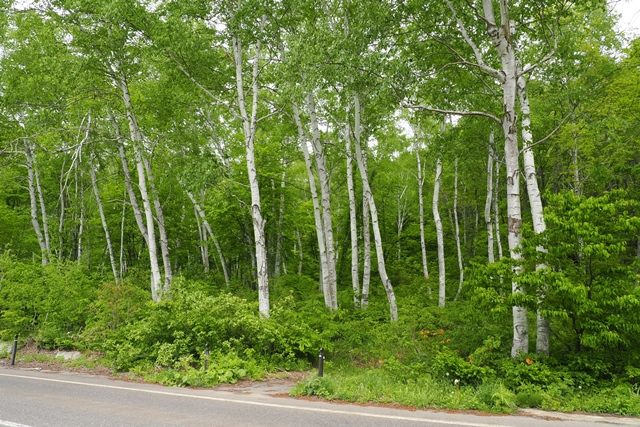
[433,155,445,307]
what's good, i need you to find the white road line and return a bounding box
[0,372,509,427]
[0,420,33,427]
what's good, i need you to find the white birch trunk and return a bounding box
[142,157,173,292]
[293,104,330,306]
[185,190,230,287]
[416,140,430,293]
[353,94,398,321]
[274,170,286,277]
[76,160,85,261]
[433,156,446,307]
[233,35,269,317]
[194,204,210,273]
[483,0,528,356]
[396,185,407,261]
[89,152,120,284]
[485,133,495,263]
[25,141,48,265]
[58,159,66,259]
[361,148,372,308]
[453,158,464,300]
[32,150,51,257]
[345,122,360,307]
[116,76,163,302]
[119,187,127,279]
[517,71,549,355]
[306,94,338,310]
[493,154,504,260]
[295,228,303,275]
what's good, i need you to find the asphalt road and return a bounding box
[0,368,638,427]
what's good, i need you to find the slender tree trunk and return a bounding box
[117,76,163,302]
[396,185,407,261]
[194,204,210,273]
[485,133,495,263]
[493,154,504,260]
[293,104,331,307]
[32,149,51,258]
[415,140,430,294]
[295,228,303,275]
[185,190,230,287]
[345,122,360,307]
[453,159,464,300]
[76,160,85,261]
[353,94,398,321]
[119,187,127,279]
[306,94,338,310]
[433,156,446,307]
[483,0,528,356]
[274,170,286,277]
[58,158,66,259]
[233,35,269,317]
[518,71,549,355]
[89,152,120,284]
[361,148,372,308]
[25,141,48,265]
[142,157,172,292]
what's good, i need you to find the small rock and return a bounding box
[55,350,81,361]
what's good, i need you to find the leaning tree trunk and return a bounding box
[517,71,549,355]
[89,151,120,284]
[233,35,269,317]
[345,122,360,307]
[293,104,331,307]
[433,155,446,307]
[485,133,495,263]
[117,76,163,302]
[306,94,338,310]
[353,94,398,321]
[25,141,48,265]
[453,159,464,300]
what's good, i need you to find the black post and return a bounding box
[318,348,324,377]
[10,335,17,366]
[204,343,210,370]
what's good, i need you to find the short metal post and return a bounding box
[10,335,18,366]
[204,343,210,370]
[318,348,325,377]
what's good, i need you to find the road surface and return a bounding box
[0,368,638,427]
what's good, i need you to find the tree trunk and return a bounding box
[483,0,528,356]
[517,71,549,355]
[293,104,331,307]
[58,158,67,259]
[194,204,210,273]
[233,35,269,317]
[396,185,407,261]
[345,122,360,307]
[433,155,446,307]
[142,156,172,293]
[306,94,338,310]
[295,228,303,275]
[353,94,398,321]
[453,159,464,300]
[493,153,504,260]
[31,146,51,258]
[116,76,163,302]
[89,152,120,284]
[185,189,230,287]
[415,138,430,294]
[25,141,48,265]
[274,170,286,277]
[361,146,372,308]
[76,160,85,261]
[485,133,495,263]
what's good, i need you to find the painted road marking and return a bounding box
[0,420,32,427]
[0,372,509,427]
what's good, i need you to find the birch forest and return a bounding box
[1,0,640,415]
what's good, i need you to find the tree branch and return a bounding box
[403,103,501,124]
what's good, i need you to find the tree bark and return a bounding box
[306,94,338,310]
[194,204,210,273]
[361,144,372,308]
[274,170,286,277]
[453,158,464,300]
[233,35,269,317]
[493,153,504,260]
[485,133,495,263]
[293,104,331,307]
[345,121,360,307]
[25,141,48,265]
[415,135,430,294]
[433,155,446,307]
[353,94,398,321]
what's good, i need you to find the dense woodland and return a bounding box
[1,0,639,414]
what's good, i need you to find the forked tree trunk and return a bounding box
[233,35,269,317]
[345,121,360,307]
[293,104,331,307]
[306,94,338,310]
[518,71,549,355]
[353,94,398,321]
